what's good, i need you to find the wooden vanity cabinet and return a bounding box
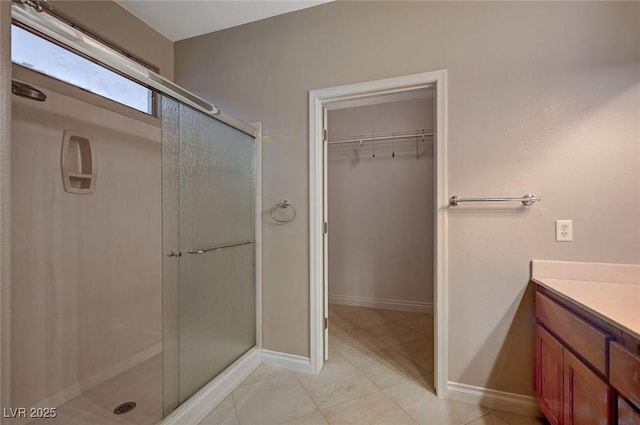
[535,325,563,425]
[611,342,640,409]
[535,288,614,425]
[611,339,640,425]
[618,397,640,425]
[535,284,640,424]
[563,348,613,425]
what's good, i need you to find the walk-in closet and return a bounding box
[325,90,436,385]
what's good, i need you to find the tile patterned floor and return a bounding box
[201,305,549,425]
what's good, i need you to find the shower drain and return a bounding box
[113,401,137,415]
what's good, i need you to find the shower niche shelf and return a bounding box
[61,130,96,194]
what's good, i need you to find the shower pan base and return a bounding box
[23,355,162,425]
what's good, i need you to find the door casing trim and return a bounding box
[308,70,449,397]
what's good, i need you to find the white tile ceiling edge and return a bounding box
[115,0,333,42]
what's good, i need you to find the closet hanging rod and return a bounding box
[328,129,434,145]
[449,194,542,207]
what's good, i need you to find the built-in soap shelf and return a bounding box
[61,130,96,194]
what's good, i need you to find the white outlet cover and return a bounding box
[555,220,573,242]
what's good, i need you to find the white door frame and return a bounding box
[308,70,448,397]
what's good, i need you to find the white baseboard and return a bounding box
[329,294,432,314]
[164,348,312,424]
[161,347,261,425]
[262,349,313,374]
[447,381,543,417]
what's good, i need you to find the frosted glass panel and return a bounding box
[179,106,255,249]
[179,244,256,401]
[161,97,256,405]
[161,97,180,415]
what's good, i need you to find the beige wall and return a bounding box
[51,1,174,79]
[175,1,640,396]
[328,98,434,307]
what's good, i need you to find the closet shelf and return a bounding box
[327,129,433,145]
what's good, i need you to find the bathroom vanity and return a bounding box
[531,260,640,425]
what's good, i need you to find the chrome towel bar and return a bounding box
[449,194,541,207]
[187,240,256,255]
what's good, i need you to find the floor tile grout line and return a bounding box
[235,367,294,389]
[331,309,432,346]
[316,388,385,414]
[285,364,375,425]
[343,347,431,389]
[462,410,504,425]
[232,372,302,425]
[290,365,333,424]
[289,370,339,425]
[347,350,401,394]
[387,343,434,375]
[229,391,241,425]
[294,357,386,414]
[380,377,429,425]
[358,324,428,346]
[316,407,331,425]
[329,334,389,359]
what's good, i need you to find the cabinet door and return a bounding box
[611,342,640,410]
[619,396,640,425]
[563,349,613,425]
[536,325,564,425]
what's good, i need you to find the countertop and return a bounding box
[531,260,640,340]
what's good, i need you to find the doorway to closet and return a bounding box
[327,93,434,312]
[326,91,435,389]
[309,71,448,396]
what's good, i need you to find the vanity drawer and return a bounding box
[611,342,640,409]
[621,331,640,357]
[536,292,611,375]
[618,396,640,425]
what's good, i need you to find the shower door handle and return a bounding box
[187,240,255,255]
[167,251,182,258]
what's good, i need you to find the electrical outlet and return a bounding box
[555,220,573,242]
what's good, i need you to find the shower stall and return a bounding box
[3,2,260,424]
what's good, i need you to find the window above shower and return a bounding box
[11,24,154,115]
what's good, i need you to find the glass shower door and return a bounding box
[162,96,256,408]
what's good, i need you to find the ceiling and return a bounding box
[115,0,332,42]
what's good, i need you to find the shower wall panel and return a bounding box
[10,79,162,409]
